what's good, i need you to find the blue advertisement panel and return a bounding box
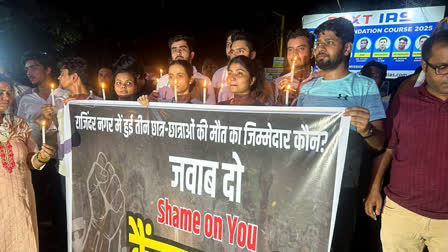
[303,6,446,78]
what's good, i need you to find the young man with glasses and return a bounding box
[365,30,448,252]
[158,35,216,104]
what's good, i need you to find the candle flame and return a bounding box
[42,120,46,126]
[203,80,207,88]
[51,83,55,89]
[287,84,290,90]
[101,83,105,89]
[160,69,163,74]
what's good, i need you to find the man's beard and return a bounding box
[316,50,344,71]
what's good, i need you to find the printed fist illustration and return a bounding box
[83,152,125,252]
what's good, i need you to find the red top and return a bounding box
[384,84,448,219]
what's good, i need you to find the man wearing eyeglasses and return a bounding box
[297,18,386,251]
[365,30,448,252]
[158,35,216,104]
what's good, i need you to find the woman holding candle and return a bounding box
[0,76,56,251]
[218,56,264,106]
[138,60,209,106]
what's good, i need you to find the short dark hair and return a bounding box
[112,54,144,81]
[286,28,315,49]
[314,18,354,44]
[231,31,256,53]
[379,37,387,42]
[58,57,89,86]
[361,38,368,44]
[168,35,195,52]
[21,51,58,78]
[226,29,244,40]
[360,60,388,81]
[399,37,408,43]
[227,55,264,95]
[422,30,448,62]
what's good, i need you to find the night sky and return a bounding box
[0,0,446,83]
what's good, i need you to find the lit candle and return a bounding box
[101,83,106,100]
[290,56,297,83]
[160,69,163,78]
[155,78,160,91]
[203,80,207,104]
[285,84,290,105]
[174,79,177,103]
[41,120,46,144]
[50,83,55,106]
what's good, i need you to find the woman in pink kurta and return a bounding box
[0,77,56,252]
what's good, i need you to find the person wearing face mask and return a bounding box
[138,60,212,105]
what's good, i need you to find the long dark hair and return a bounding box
[227,56,264,96]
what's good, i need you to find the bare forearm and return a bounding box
[369,148,393,191]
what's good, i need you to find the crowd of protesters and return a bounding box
[0,16,447,252]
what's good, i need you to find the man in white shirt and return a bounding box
[18,51,69,250]
[158,35,216,104]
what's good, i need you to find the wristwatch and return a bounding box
[363,124,374,139]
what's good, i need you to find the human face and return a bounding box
[58,69,74,90]
[360,40,368,50]
[398,39,407,50]
[226,62,255,95]
[170,40,192,62]
[315,31,350,71]
[230,40,251,59]
[114,72,138,98]
[24,60,50,85]
[97,68,113,85]
[422,43,448,100]
[0,82,12,113]
[226,35,232,59]
[419,37,427,49]
[379,39,387,50]
[365,66,383,87]
[287,37,313,69]
[168,64,194,95]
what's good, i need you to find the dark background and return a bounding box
[0,0,446,84]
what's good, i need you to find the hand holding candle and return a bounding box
[101,83,106,100]
[41,120,46,144]
[50,83,55,106]
[203,80,207,104]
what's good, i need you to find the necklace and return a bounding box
[0,141,15,173]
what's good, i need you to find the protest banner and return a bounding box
[65,101,350,252]
[303,6,446,78]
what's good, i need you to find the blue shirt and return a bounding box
[297,72,386,125]
[297,72,386,188]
